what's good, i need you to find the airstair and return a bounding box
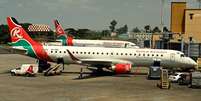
[44,64,63,76]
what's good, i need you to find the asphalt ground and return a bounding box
[0,54,201,101]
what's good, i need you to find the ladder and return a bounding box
[44,64,62,76]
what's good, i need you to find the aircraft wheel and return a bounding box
[11,72,15,76]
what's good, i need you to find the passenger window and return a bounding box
[55,51,57,53]
[92,52,95,54]
[125,53,127,55]
[97,52,99,55]
[106,53,109,55]
[88,52,90,54]
[130,53,132,56]
[76,52,78,54]
[59,51,62,53]
[134,53,136,56]
[64,51,66,53]
[121,53,123,55]
[111,53,113,55]
[116,53,119,55]
[143,54,145,56]
[101,52,104,55]
[156,54,159,56]
[139,54,141,56]
[51,51,53,53]
[161,55,163,57]
[152,54,154,56]
[84,52,86,54]
[80,52,83,54]
[147,54,150,56]
[181,54,184,57]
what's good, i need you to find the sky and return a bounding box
[0,0,199,31]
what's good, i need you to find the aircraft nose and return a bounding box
[189,58,197,67]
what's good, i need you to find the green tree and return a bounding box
[0,24,10,44]
[116,24,128,35]
[109,20,117,32]
[152,26,161,33]
[163,26,169,32]
[132,27,141,33]
[144,25,151,33]
[102,30,110,37]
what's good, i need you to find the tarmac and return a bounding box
[0,54,201,101]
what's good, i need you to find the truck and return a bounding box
[10,64,38,76]
[176,71,201,88]
[147,60,161,79]
[189,71,201,88]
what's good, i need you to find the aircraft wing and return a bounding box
[0,46,27,54]
[66,49,132,67]
[79,58,132,67]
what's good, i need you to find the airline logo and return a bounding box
[57,27,63,34]
[54,20,65,35]
[11,27,23,39]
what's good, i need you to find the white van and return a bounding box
[10,64,38,76]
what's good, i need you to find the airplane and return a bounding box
[7,17,197,74]
[54,19,139,48]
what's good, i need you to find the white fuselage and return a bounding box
[70,39,139,48]
[41,46,196,69]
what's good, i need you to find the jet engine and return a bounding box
[111,64,132,74]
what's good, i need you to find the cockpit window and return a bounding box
[181,54,185,57]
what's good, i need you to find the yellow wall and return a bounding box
[185,9,201,43]
[171,2,186,33]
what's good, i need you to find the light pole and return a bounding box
[160,0,164,33]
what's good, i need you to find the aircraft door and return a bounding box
[170,53,175,62]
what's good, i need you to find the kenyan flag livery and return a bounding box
[7,17,52,61]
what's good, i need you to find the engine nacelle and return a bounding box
[111,64,132,74]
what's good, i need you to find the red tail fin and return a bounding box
[7,17,38,45]
[54,19,66,36]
